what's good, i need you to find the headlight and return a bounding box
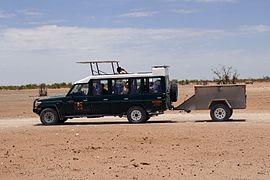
[34,101,42,108]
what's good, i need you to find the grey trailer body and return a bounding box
[174,85,246,121]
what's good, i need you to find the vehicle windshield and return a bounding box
[68,84,89,96]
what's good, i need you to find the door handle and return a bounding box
[83,99,88,102]
[103,99,109,101]
[66,100,74,103]
[123,98,129,101]
[157,97,162,99]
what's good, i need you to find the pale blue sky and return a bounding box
[0,0,269,85]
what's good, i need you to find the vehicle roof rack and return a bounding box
[152,65,170,68]
[77,60,120,76]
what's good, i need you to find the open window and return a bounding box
[91,80,109,96]
[112,79,129,95]
[68,83,89,96]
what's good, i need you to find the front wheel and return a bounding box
[40,108,59,125]
[127,106,147,123]
[210,104,230,121]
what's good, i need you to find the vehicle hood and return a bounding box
[37,95,66,102]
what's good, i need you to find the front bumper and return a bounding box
[33,99,42,114]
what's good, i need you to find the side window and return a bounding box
[149,77,162,93]
[112,79,129,95]
[69,84,89,96]
[92,80,109,96]
[130,78,142,94]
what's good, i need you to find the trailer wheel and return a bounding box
[40,108,59,125]
[210,104,230,121]
[170,83,178,102]
[127,106,147,123]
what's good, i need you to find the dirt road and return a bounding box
[1,82,270,179]
[1,112,270,180]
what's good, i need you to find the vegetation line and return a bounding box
[0,82,73,91]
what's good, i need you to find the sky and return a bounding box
[0,0,269,85]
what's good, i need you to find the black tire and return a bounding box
[170,83,178,102]
[127,106,147,123]
[58,118,68,123]
[40,108,59,125]
[210,104,230,121]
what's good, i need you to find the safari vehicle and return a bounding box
[33,61,178,125]
[33,61,246,125]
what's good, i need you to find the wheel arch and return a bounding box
[125,104,148,115]
[40,105,61,118]
[208,99,232,109]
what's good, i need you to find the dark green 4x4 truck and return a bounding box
[33,61,178,125]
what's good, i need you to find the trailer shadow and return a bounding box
[34,120,178,126]
[194,119,246,123]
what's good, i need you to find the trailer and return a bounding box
[174,85,246,121]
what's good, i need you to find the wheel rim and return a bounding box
[130,110,142,121]
[214,108,226,120]
[43,111,55,123]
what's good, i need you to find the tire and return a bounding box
[58,118,68,123]
[210,104,230,121]
[127,106,147,123]
[170,83,178,102]
[40,108,59,125]
[145,116,151,122]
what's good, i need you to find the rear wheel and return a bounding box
[127,106,147,123]
[210,104,230,121]
[40,108,59,125]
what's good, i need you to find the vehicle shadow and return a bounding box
[34,120,178,126]
[194,119,246,123]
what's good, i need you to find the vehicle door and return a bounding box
[88,79,111,115]
[110,78,131,114]
[139,77,166,111]
[59,83,91,116]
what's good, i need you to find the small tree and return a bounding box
[212,65,239,84]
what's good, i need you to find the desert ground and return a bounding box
[1,83,270,179]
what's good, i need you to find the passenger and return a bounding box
[92,85,97,95]
[117,66,128,74]
[130,80,137,94]
[101,83,108,95]
[123,82,129,94]
[113,80,123,95]
[149,82,154,93]
[153,80,161,93]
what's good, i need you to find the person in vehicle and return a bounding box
[123,82,129,94]
[153,80,161,93]
[101,83,108,95]
[117,66,128,74]
[113,80,124,95]
[149,82,154,93]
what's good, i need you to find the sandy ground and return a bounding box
[1,83,270,179]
